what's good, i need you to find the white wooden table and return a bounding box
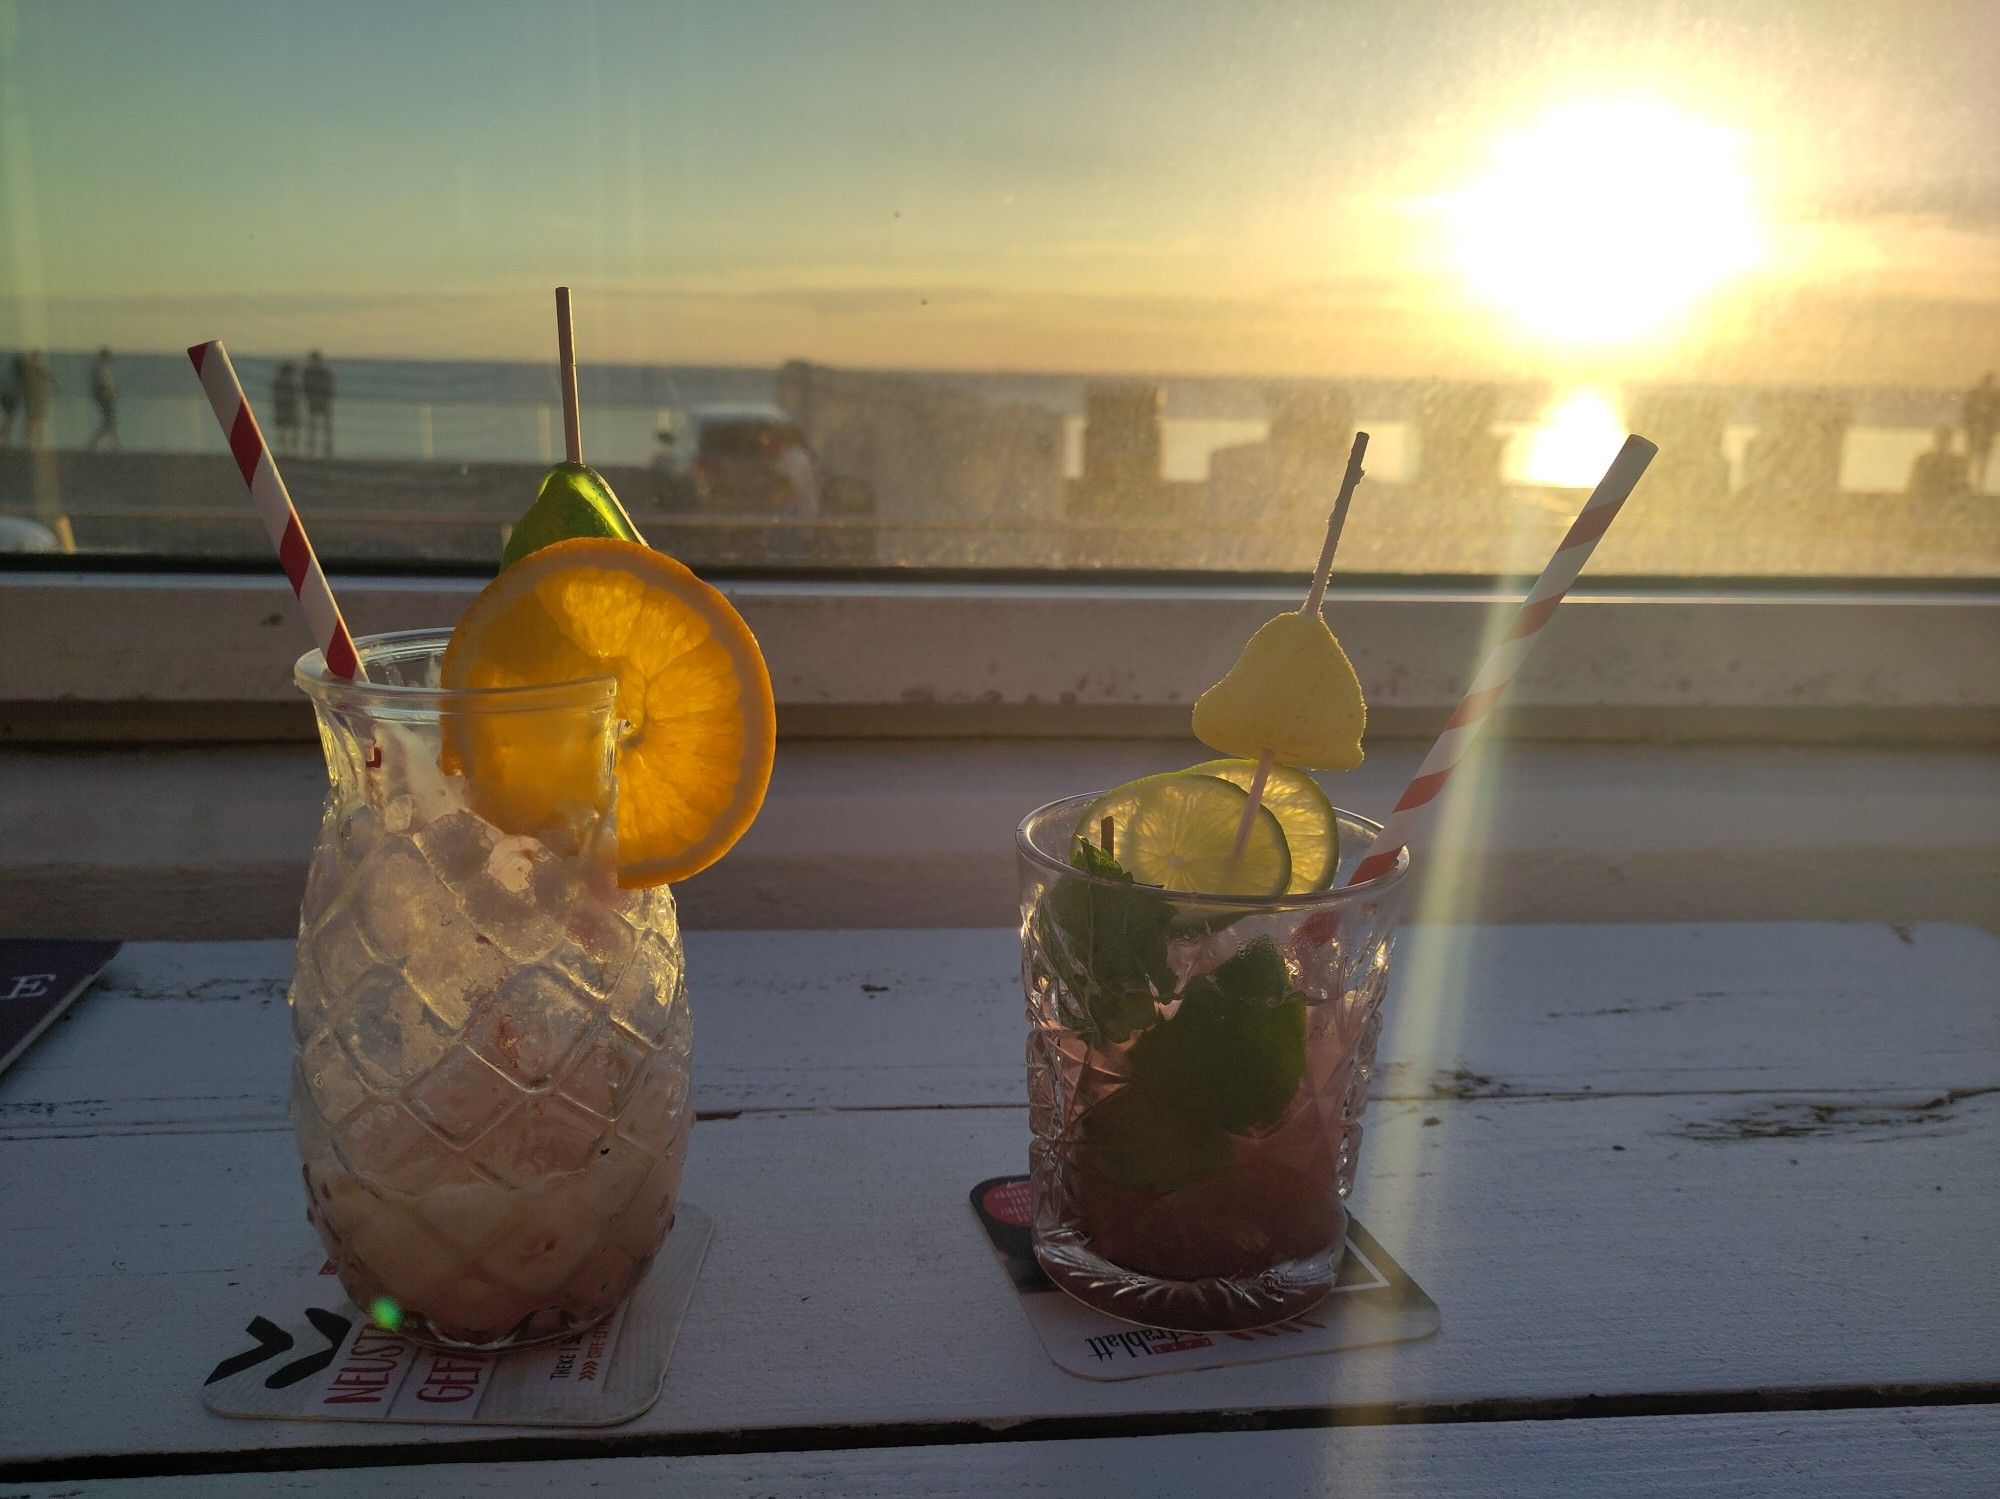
[2,923,1996,1495]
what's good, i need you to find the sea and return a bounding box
[14,349,1995,495]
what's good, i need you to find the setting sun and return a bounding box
[1446,97,1762,346]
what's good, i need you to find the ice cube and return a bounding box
[414,809,501,890]
[402,902,510,1031]
[607,928,686,1050]
[467,967,593,1088]
[331,1100,456,1196]
[356,841,442,962]
[469,1093,608,1187]
[551,895,640,998]
[451,836,578,964]
[308,902,378,995]
[298,1025,372,1125]
[556,1021,652,1121]
[406,1044,526,1144]
[287,961,330,1047]
[615,1050,690,1144]
[331,965,455,1093]
[330,800,385,875]
[323,1188,460,1308]
[298,821,352,924]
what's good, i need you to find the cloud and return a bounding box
[1797,178,2000,233]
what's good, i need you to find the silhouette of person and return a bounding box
[303,351,335,456]
[1907,425,1969,502]
[771,427,820,516]
[0,354,21,446]
[273,363,303,456]
[87,347,120,451]
[19,351,55,450]
[1964,371,1998,488]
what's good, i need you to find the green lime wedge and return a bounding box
[1078,772,1290,898]
[502,462,645,570]
[1187,758,1340,892]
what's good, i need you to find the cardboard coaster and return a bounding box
[0,939,120,1078]
[203,1205,712,1428]
[972,1176,1438,1381]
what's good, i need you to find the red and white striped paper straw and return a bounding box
[187,340,365,681]
[1347,433,1656,886]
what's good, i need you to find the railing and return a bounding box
[19,396,598,467]
[16,394,2000,495]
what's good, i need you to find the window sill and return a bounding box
[3,570,1997,744]
[3,736,1995,939]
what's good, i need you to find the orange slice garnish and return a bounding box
[440,537,775,887]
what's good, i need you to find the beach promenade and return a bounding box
[3,446,1993,578]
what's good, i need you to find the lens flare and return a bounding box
[369,1296,403,1332]
[1447,97,1762,344]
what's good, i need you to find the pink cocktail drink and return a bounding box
[291,632,692,1350]
[197,305,777,1354]
[1012,436,1644,1334]
[1018,794,1408,1331]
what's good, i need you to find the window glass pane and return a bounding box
[1,0,1994,577]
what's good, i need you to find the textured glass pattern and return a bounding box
[290,646,691,1352]
[1018,795,1407,1332]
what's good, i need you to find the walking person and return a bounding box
[772,427,821,517]
[1907,425,1969,502]
[766,425,821,565]
[1963,371,1998,489]
[86,347,120,450]
[273,362,303,456]
[303,351,335,456]
[19,351,56,450]
[0,354,21,446]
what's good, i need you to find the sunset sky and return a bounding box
[3,0,1995,384]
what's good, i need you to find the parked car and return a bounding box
[0,515,60,552]
[652,403,817,514]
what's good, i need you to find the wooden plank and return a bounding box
[3,1086,1995,1467]
[5,924,1994,1138]
[13,1406,2000,1496]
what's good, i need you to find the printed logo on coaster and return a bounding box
[971,1175,1438,1381]
[202,1205,712,1427]
[0,939,121,1078]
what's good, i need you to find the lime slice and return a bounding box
[502,462,645,569]
[1079,773,1290,897]
[1187,758,1340,892]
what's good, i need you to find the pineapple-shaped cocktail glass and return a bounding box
[291,630,692,1351]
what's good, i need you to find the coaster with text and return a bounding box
[203,1205,711,1428]
[972,1175,1438,1380]
[0,939,120,1077]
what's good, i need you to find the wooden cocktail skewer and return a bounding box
[549,285,645,539]
[556,286,584,465]
[1227,430,1369,860]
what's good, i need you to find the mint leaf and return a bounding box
[1067,838,1126,883]
[1129,939,1307,1133]
[1076,1083,1234,1195]
[1035,839,1175,1043]
[1204,938,1292,1008]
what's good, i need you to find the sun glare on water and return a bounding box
[1447,97,1762,345]
[1521,387,1626,487]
